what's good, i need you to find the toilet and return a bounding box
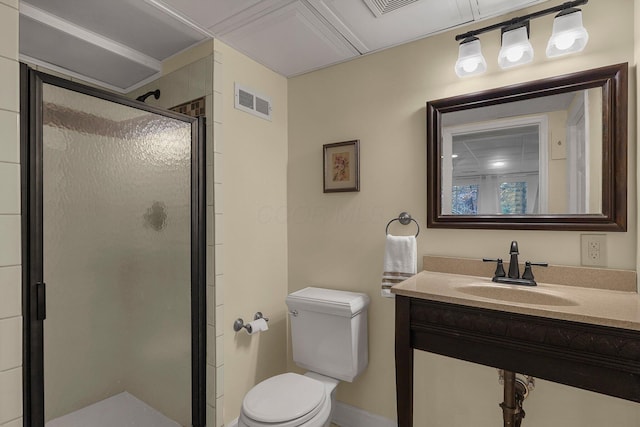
[236,287,370,427]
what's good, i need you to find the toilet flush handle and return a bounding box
[289,310,298,317]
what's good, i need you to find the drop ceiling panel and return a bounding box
[18,0,557,89]
[221,1,358,77]
[208,0,298,35]
[160,0,263,29]
[22,0,206,60]
[20,16,158,90]
[472,0,551,19]
[307,0,474,53]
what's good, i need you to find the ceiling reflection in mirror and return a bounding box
[440,88,602,216]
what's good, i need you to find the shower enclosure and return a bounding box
[21,66,206,427]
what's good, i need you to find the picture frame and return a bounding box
[323,140,360,193]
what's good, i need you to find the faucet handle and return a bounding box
[483,258,506,278]
[522,261,548,280]
[529,262,549,267]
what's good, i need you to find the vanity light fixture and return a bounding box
[455,37,487,77]
[498,23,534,69]
[546,8,589,57]
[454,0,588,77]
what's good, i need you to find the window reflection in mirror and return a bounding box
[440,88,602,216]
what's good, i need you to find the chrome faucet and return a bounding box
[483,241,548,286]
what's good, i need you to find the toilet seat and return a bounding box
[240,373,330,427]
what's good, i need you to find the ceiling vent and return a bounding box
[362,0,421,17]
[234,83,272,121]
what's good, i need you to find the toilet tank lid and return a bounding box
[286,287,370,317]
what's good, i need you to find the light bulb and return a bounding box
[462,59,479,73]
[554,33,576,51]
[506,47,524,62]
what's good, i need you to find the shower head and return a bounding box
[136,89,160,103]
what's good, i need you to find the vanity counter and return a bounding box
[391,270,640,427]
[391,270,640,331]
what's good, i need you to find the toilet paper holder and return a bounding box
[233,312,269,333]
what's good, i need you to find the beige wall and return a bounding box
[0,1,21,426]
[288,0,640,425]
[214,39,289,425]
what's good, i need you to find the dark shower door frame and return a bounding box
[20,64,207,427]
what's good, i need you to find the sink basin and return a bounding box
[457,284,579,306]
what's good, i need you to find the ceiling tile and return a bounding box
[161,0,263,29]
[472,0,551,19]
[209,0,298,35]
[18,0,556,88]
[22,0,206,60]
[221,1,358,76]
[20,16,158,91]
[307,0,474,53]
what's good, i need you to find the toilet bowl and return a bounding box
[238,372,339,427]
[235,287,370,427]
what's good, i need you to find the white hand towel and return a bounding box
[381,234,417,298]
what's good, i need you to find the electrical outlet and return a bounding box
[581,234,607,267]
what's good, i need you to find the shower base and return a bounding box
[46,391,181,427]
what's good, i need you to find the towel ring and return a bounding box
[385,212,420,237]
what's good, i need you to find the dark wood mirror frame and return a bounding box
[427,62,628,231]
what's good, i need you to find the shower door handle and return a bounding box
[36,282,46,321]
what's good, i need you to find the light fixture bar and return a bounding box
[455,0,588,42]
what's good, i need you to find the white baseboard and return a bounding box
[332,401,397,427]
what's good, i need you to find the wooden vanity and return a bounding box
[392,267,640,427]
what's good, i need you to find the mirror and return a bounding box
[427,63,627,231]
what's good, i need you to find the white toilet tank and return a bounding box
[286,287,370,382]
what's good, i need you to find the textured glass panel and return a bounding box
[500,181,528,214]
[42,83,192,426]
[451,184,478,215]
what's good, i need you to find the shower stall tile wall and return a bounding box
[0,268,21,320]
[0,1,21,427]
[0,111,19,163]
[0,163,19,214]
[213,48,225,427]
[0,4,17,60]
[0,58,18,111]
[0,0,17,11]
[0,317,21,370]
[0,217,20,267]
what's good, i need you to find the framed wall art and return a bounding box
[323,140,360,193]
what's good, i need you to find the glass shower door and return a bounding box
[23,68,206,427]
